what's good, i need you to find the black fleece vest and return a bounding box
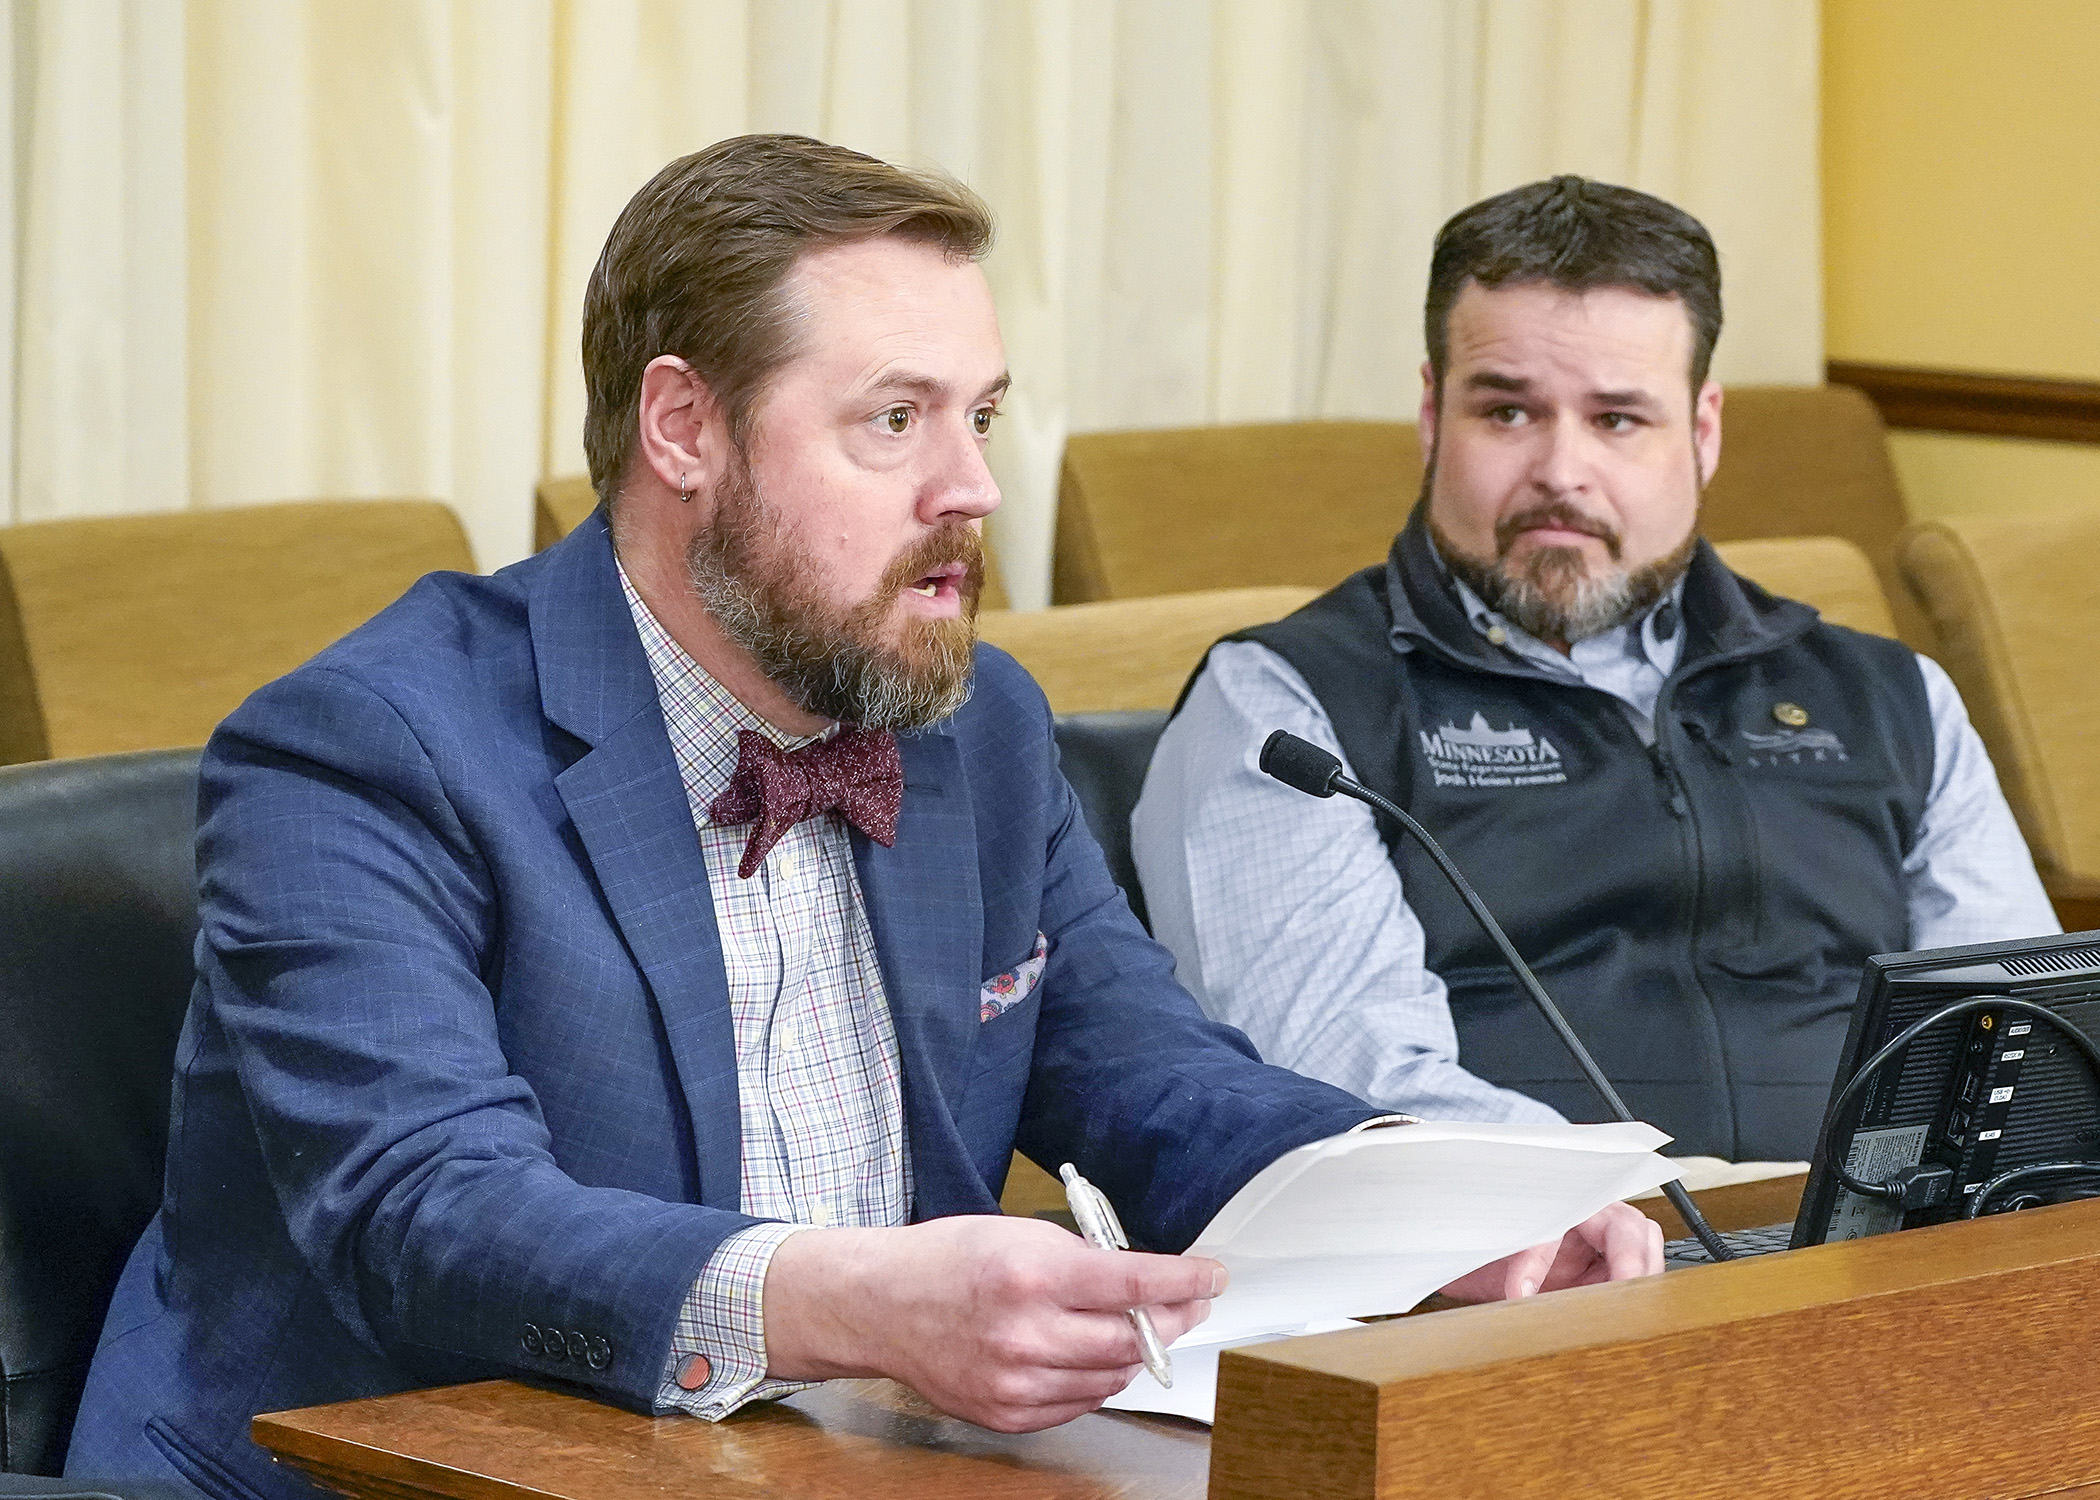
[1212,515,1934,1160]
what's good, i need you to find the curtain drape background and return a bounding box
[1,0,1820,606]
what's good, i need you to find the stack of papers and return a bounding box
[1104,1120,1680,1422]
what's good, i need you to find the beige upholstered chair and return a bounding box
[1711,536,1898,639]
[535,474,600,553]
[1704,384,1920,645]
[535,472,1013,611]
[999,1155,1069,1219]
[1054,420,1412,607]
[977,586,1316,716]
[0,501,475,765]
[1899,509,2100,930]
[1052,385,1928,647]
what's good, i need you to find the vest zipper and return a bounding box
[1647,743,1691,817]
[1651,684,1743,1158]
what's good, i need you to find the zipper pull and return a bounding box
[1648,744,1691,818]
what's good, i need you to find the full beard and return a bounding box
[686,458,983,730]
[1425,477,1697,646]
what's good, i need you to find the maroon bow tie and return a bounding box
[707,727,903,879]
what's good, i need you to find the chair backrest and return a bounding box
[1899,509,2100,888]
[1052,710,1169,929]
[1711,536,1898,639]
[535,474,600,554]
[1051,386,1927,646]
[0,501,474,765]
[533,472,1014,610]
[978,587,1316,716]
[1703,384,1923,647]
[0,750,201,1474]
[1054,421,1412,606]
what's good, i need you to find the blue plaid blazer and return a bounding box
[66,513,1375,1500]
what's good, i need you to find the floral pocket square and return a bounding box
[980,931,1049,1021]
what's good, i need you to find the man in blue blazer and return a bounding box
[69,135,1657,1498]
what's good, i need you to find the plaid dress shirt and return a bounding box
[619,569,913,1420]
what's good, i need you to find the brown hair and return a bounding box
[1424,175,1722,395]
[581,134,995,505]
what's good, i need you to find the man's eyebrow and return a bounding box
[861,369,945,401]
[1464,372,1530,393]
[861,368,1013,403]
[1591,387,1662,408]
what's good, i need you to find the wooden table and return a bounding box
[254,1176,2100,1500]
[258,1376,1209,1500]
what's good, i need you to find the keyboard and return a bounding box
[1661,1220,1797,1268]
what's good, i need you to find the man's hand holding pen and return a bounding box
[761,1216,1224,1433]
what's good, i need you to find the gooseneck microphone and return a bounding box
[1258,729,1734,1263]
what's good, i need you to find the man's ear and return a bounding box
[1417,360,1439,467]
[636,356,732,500]
[1692,378,1723,489]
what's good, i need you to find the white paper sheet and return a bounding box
[1102,1121,1681,1424]
[1185,1120,1680,1344]
[1101,1320,1363,1424]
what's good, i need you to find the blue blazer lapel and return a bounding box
[533,516,743,1209]
[853,726,992,1213]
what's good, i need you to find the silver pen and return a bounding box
[1059,1162,1174,1388]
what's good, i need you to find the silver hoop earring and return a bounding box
[678,475,692,504]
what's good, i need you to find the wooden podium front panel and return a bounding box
[1211,1197,2100,1500]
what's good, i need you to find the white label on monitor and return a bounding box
[2009,1023,2033,1036]
[1828,1124,1929,1241]
[1990,1086,2016,1104]
[1979,1129,2003,1141]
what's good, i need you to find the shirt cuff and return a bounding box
[654,1221,815,1419]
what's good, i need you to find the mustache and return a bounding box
[872,524,985,609]
[1495,501,1622,563]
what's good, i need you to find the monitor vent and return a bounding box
[2000,944,2100,978]
[1881,1028,1961,1124]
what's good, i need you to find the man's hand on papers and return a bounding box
[1434,1200,1663,1302]
[761,1216,1225,1432]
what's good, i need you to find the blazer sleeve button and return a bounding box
[587,1337,613,1370]
[520,1324,543,1355]
[544,1326,568,1362]
[565,1330,589,1363]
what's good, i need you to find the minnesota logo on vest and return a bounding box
[1421,713,1568,789]
[1739,726,1850,766]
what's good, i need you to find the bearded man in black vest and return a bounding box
[1131,176,2057,1163]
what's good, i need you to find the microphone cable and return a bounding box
[1258,729,1736,1263]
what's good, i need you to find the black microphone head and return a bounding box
[1259,731,1343,798]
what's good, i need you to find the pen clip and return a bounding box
[1088,1181,1130,1249]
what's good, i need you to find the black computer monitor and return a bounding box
[1792,929,2100,1248]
